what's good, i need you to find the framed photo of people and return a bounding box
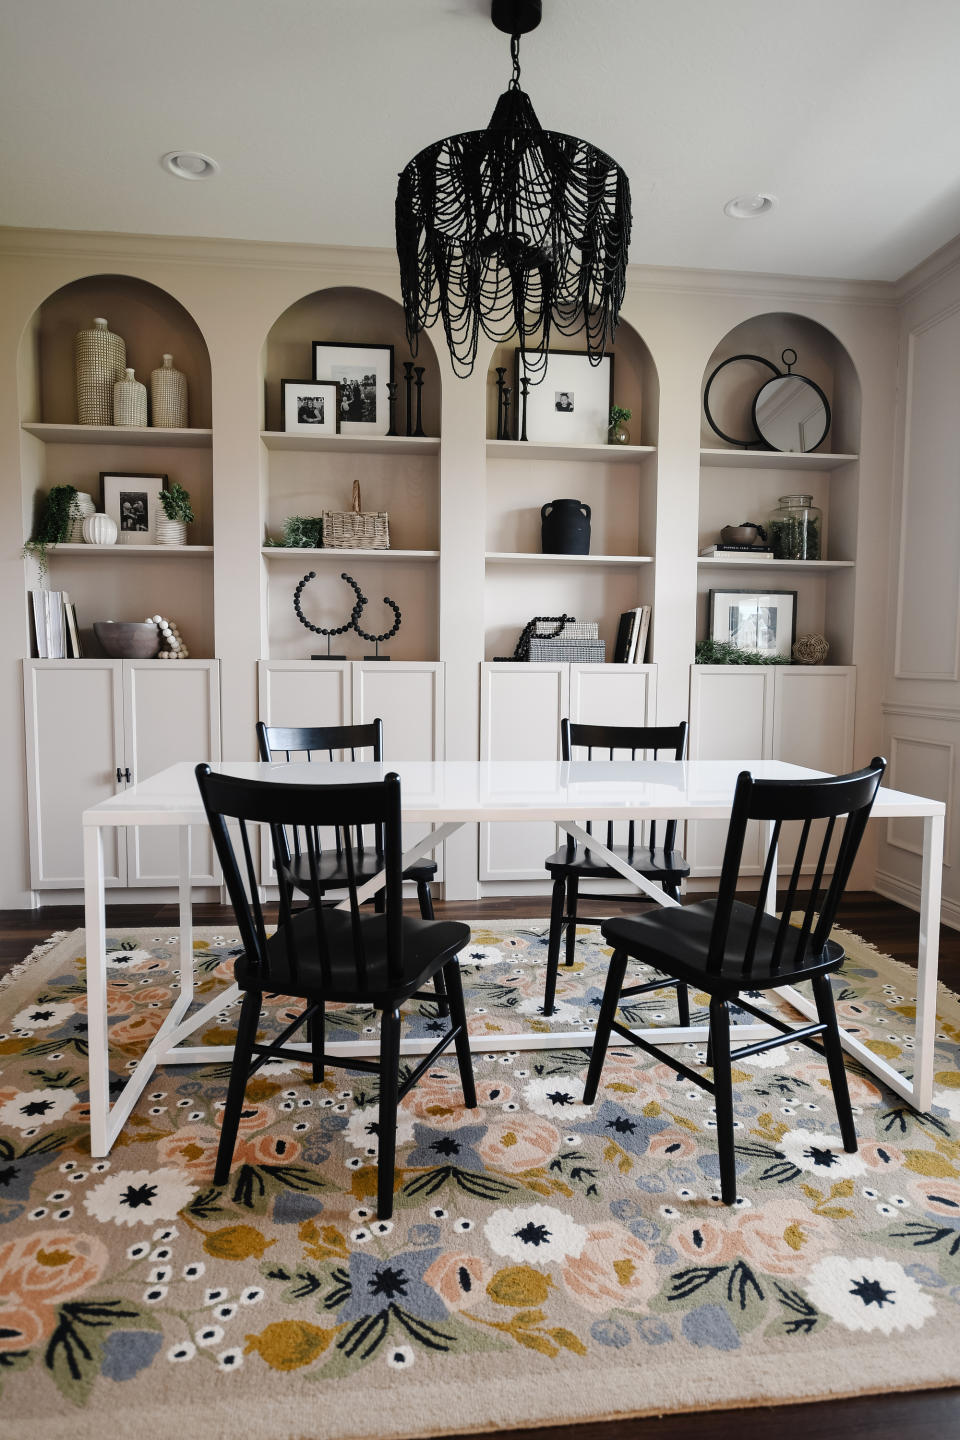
[707,588,797,659]
[514,348,614,445]
[100,471,168,545]
[281,379,341,437]
[312,342,394,437]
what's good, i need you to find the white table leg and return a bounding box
[914,811,943,1111]
[84,825,111,1158]
[177,824,194,1009]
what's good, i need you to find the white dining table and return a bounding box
[82,758,945,1155]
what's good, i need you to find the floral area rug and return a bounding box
[1,922,960,1440]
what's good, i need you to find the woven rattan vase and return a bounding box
[74,317,126,425]
[113,367,147,427]
[150,353,188,428]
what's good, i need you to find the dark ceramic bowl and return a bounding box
[93,621,161,659]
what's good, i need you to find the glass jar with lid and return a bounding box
[768,494,822,560]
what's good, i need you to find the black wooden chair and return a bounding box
[583,757,886,1204]
[195,764,476,1220]
[542,719,690,1016]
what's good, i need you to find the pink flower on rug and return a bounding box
[107,1010,167,1049]
[477,1116,561,1174]
[157,1125,222,1180]
[73,984,133,1017]
[233,1133,302,1167]
[0,1230,109,1350]
[906,1176,960,1218]
[791,1060,881,1108]
[401,1071,484,1130]
[671,1215,739,1267]
[132,986,174,1007]
[560,1224,657,1313]
[423,1252,491,1310]
[214,1102,275,1136]
[857,1139,905,1171]
[647,1127,698,1160]
[730,1205,836,1277]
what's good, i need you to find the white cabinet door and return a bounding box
[23,660,125,889]
[568,663,657,730]
[257,661,352,734]
[123,660,221,885]
[480,663,567,880]
[772,666,856,877]
[687,666,774,876]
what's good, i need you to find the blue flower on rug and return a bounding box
[581,1101,670,1155]
[405,1123,487,1173]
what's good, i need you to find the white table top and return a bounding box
[82,758,945,828]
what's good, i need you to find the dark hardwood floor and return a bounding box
[1,891,957,1436]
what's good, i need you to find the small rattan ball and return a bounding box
[792,633,829,665]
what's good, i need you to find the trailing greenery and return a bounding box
[609,405,632,427]
[695,637,791,665]
[158,482,195,524]
[23,484,79,576]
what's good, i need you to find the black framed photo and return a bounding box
[100,471,168,544]
[708,589,797,658]
[281,379,341,436]
[312,342,394,436]
[515,348,614,444]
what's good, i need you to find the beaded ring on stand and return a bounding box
[147,614,188,659]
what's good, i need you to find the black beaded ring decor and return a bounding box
[292,571,356,637]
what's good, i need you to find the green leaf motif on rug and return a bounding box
[45,1300,160,1406]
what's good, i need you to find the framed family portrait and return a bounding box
[100,471,168,544]
[281,379,341,436]
[312,342,394,437]
[514,348,614,444]
[708,589,797,659]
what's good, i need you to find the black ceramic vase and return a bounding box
[541,498,591,555]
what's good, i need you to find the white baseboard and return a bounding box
[874,868,960,933]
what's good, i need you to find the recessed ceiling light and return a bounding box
[723,192,776,219]
[161,151,219,180]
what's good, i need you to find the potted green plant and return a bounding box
[156,483,195,546]
[609,404,632,445]
[22,484,80,577]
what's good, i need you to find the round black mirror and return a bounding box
[703,353,779,448]
[751,350,831,452]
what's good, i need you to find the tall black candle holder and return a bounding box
[386,381,398,437]
[403,361,415,436]
[519,375,530,442]
[495,367,507,439]
[502,385,512,441]
[413,366,426,438]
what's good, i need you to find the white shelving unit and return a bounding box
[22,423,213,449]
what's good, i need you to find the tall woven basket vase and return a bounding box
[150,353,188,427]
[113,367,147,427]
[74,317,125,425]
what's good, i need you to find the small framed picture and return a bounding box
[514,348,614,444]
[281,379,341,436]
[100,471,168,544]
[708,589,797,659]
[312,342,394,436]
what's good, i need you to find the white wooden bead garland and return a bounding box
[146,614,189,659]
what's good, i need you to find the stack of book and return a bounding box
[613,605,651,663]
[30,590,82,658]
[699,543,775,561]
[528,619,605,663]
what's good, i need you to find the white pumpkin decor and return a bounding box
[82,513,118,546]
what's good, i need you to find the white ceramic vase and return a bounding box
[82,513,118,546]
[67,492,96,542]
[155,517,186,546]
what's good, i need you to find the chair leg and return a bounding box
[812,973,858,1153]
[432,966,450,1018]
[376,1007,402,1221]
[416,878,434,920]
[214,989,262,1188]
[583,947,630,1104]
[442,958,477,1109]
[310,1000,325,1083]
[709,997,736,1205]
[676,982,691,1028]
[564,876,580,965]
[543,876,567,1017]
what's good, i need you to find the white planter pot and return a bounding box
[68,492,96,542]
[155,517,186,546]
[81,512,118,546]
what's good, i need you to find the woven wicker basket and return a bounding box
[322,479,389,550]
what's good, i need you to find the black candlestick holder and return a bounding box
[403,361,415,436]
[386,381,398,437]
[413,366,426,437]
[519,375,530,442]
[502,385,511,441]
[495,367,507,439]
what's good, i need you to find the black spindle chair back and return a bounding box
[561,718,687,859]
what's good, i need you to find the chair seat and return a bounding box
[284,848,437,894]
[601,899,844,993]
[545,843,690,882]
[234,908,470,1006]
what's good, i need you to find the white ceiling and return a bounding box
[3,0,960,282]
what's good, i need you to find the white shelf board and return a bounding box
[486,551,654,567]
[486,440,656,464]
[261,547,439,562]
[261,431,439,456]
[49,543,214,556]
[697,557,854,571]
[699,447,858,471]
[22,423,213,449]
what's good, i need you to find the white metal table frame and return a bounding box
[82,759,945,1156]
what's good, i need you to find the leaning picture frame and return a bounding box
[100,471,168,545]
[514,348,614,445]
[707,588,797,659]
[312,342,394,437]
[281,379,341,436]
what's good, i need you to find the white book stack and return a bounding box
[29,590,67,659]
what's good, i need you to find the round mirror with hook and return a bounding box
[753,348,831,453]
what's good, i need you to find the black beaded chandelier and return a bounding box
[396,0,631,380]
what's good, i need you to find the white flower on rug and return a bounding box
[104,947,157,969]
[344,1105,414,1154]
[805,1255,935,1333]
[0,1088,76,1130]
[484,1204,588,1266]
[459,944,508,968]
[83,1167,197,1228]
[779,1129,868,1178]
[931,1088,960,1121]
[11,1001,75,1033]
[522,1075,592,1118]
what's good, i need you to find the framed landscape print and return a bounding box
[312,342,394,437]
[100,471,168,545]
[708,588,797,659]
[514,348,614,444]
[281,379,341,436]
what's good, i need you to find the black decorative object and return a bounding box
[704,348,831,453]
[413,366,426,438]
[541,498,591,555]
[519,374,530,442]
[396,0,631,381]
[494,367,507,439]
[498,614,573,662]
[293,570,403,660]
[502,385,511,440]
[403,361,415,436]
[345,573,402,660]
[386,381,399,437]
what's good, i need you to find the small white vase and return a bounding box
[113,367,148,427]
[82,513,118,546]
[68,492,96,542]
[155,517,186,546]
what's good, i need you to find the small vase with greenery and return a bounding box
[156,483,194,545]
[22,484,79,578]
[609,405,632,445]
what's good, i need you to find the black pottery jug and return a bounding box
[541,499,591,555]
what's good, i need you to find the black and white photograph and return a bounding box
[312,342,394,436]
[708,588,797,658]
[515,348,613,443]
[100,471,167,544]
[281,379,340,436]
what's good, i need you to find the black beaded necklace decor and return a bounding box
[293,571,403,660]
[396,0,631,381]
[496,613,573,662]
